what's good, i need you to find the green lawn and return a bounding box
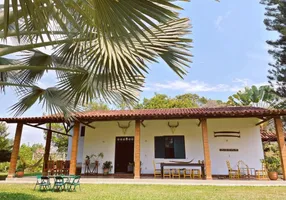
[0,184,286,200]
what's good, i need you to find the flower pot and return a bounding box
[268,171,278,180]
[85,159,90,165]
[103,168,109,175]
[16,171,24,178]
[127,165,133,173]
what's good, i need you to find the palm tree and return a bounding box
[227,85,279,108]
[0,0,193,117]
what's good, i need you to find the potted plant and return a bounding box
[92,152,104,167]
[128,162,134,173]
[265,157,280,180]
[16,162,25,178]
[102,161,113,175]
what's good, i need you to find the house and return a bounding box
[1,106,286,180]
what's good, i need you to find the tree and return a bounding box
[0,122,13,162]
[84,101,110,111]
[261,0,286,103]
[18,143,44,172]
[227,85,278,108]
[0,1,192,117]
[135,93,221,109]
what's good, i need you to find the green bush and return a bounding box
[0,162,10,172]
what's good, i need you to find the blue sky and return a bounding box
[0,0,274,144]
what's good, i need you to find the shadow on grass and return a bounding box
[0,192,52,200]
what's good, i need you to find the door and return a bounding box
[115,137,134,173]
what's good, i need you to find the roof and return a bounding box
[1,106,286,123]
[260,129,286,142]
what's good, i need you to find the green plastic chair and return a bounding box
[39,176,51,191]
[53,176,65,191]
[65,176,81,191]
[34,175,42,190]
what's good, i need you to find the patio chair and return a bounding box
[152,160,162,178]
[255,162,268,180]
[237,160,255,179]
[65,176,81,191]
[191,169,201,179]
[171,169,181,179]
[39,176,51,191]
[163,169,171,178]
[53,176,65,191]
[183,169,192,179]
[34,175,42,190]
[226,161,240,179]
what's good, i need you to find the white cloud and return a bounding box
[214,11,232,31]
[146,79,268,93]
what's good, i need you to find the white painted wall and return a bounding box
[67,118,264,175]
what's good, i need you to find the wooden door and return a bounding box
[115,137,134,173]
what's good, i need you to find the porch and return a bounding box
[1,107,286,181]
[4,176,286,186]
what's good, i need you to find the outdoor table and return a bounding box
[160,162,205,178]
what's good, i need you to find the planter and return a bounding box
[85,159,90,165]
[268,171,278,180]
[127,165,134,173]
[103,168,110,175]
[16,171,24,178]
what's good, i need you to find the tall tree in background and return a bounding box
[261,0,286,104]
[135,93,224,109]
[0,122,12,162]
[0,0,192,117]
[227,85,278,108]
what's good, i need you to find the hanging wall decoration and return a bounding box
[168,122,179,134]
[117,121,131,135]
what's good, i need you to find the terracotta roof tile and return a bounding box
[260,129,286,142]
[1,106,286,123]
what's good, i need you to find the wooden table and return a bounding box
[160,162,205,178]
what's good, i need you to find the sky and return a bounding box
[0,0,275,145]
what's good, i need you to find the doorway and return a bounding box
[115,137,134,173]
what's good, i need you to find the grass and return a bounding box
[0,184,286,200]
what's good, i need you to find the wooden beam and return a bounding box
[140,120,146,128]
[79,121,96,129]
[274,117,286,180]
[256,118,271,126]
[7,123,23,178]
[134,120,141,179]
[69,121,80,175]
[201,118,212,180]
[24,123,72,137]
[197,119,202,127]
[43,124,52,175]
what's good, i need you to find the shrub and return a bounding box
[0,162,10,172]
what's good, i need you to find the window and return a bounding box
[154,136,185,159]
[80,126,85,137]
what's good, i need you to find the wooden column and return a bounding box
[7,123,23,178]
[134,120,141,179]
[201,118,212,180]
[42,124,52,175]
[69,121,80,175]
[274,117,286,180]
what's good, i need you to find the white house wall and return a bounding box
[68,118,264,175]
